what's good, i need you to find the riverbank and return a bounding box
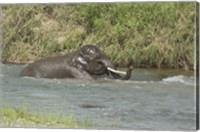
[0,108,90,128]
[1,3,196,70]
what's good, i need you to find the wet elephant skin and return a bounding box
[20,45,132,80]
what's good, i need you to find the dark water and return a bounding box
[0,64,196,130]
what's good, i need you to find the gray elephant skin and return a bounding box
[20,45,132,80]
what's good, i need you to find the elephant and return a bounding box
[20,45,132,80]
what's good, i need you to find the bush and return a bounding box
[1,3,196,70]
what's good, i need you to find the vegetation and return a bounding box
[1,3,196,70]
[0,107,91,128]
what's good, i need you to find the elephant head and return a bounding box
[77,45,132,80]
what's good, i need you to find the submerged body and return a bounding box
[20,45,132,80]
[20,54,92,79]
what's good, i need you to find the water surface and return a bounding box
[0,64,196,130]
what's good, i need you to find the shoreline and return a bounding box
[1,60,195,71]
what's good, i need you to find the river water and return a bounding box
[0,63,196,130]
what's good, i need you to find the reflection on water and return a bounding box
[0,64,196,130]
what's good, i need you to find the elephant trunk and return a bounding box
[101,58,115,69]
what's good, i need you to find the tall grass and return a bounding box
[1,3,196,70]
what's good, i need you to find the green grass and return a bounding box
[0,107,91,128]
[1,3,197,70]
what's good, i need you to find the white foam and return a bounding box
[162,75,185,82]
[162,75,194,85]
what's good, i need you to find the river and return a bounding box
[0,63,196,130]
